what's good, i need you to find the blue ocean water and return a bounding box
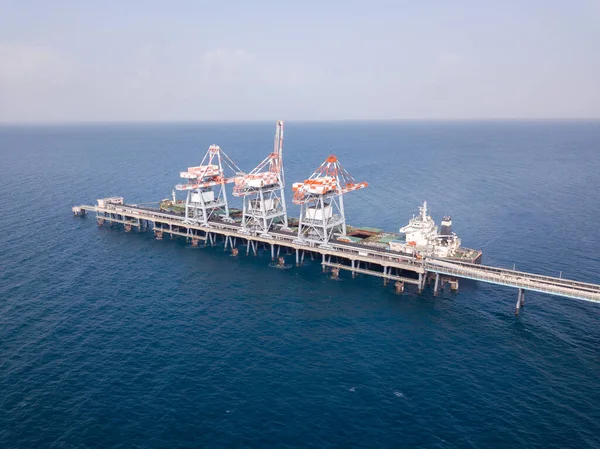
[1,121,600,448]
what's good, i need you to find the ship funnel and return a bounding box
[441,215,452,235]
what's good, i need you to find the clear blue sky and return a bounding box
[1,0,599,122]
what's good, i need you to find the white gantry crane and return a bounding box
[175,144,243,225]
[232,120,290,235]
[292,155,367,245]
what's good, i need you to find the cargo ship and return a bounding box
[338,201,482,264]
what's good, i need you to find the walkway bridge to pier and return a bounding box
[425,259,600,304]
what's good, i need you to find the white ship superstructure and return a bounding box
[392,201,461,258]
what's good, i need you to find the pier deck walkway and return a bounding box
[426,259,600,303]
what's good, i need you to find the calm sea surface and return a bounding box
[1,121,599,448]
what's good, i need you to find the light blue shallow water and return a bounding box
[1,121,599,448]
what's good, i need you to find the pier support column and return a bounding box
[246,239,251,256]
[450,279,459,292]
[276,245,281,258]
[395,281,404,294]
[418,273,424,294]
[515,289,525,315]
[383,266,388,285]
[271,244,275,261]
[322,254,326,272]
[433,273,440,296]
[300,251,305,265]
[351,260,356,278]
[224,235,229,251]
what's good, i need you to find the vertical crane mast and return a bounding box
[175,144,243,225]
[232,121,289,235]
[274,119,284,186]
[293,155,367,246]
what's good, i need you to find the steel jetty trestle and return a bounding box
[72,201,600,314]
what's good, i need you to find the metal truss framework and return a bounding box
[293,155,367,245]
[233,121,289,235]
[175,145,243,225]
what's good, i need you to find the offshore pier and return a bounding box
[72,121,600,314]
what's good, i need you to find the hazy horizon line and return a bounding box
[1,117,600,127]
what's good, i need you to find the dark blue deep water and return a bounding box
[1,121,600,448]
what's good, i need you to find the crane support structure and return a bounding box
[233,121,289,235]
[175,144,243,225]
[293,155,367,245]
